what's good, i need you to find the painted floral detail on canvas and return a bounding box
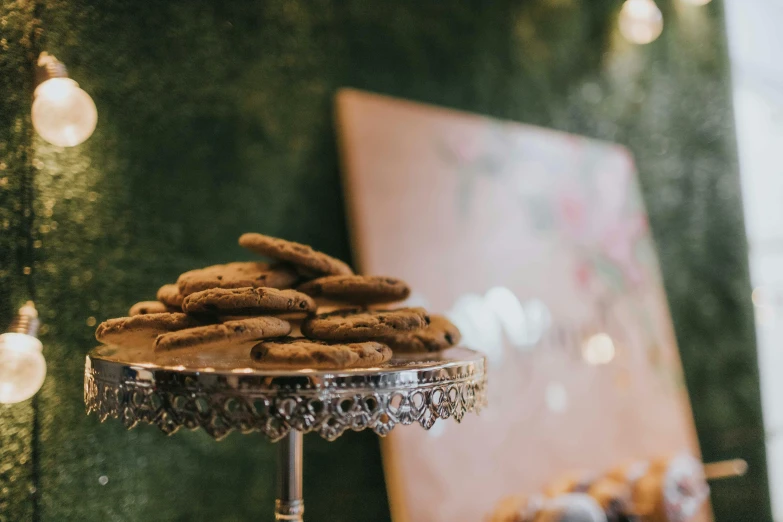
[438,122,655,296]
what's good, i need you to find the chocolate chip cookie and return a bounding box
[239,233,353,277]
[297,275,410,305]
[156,284,185,308]
[379,314,461,353]
[154,317,291,352]
[95,313,210,346]
[251,337,392,368]
[177,261,298,297]
[301,307,429,341]
[182,287,317,315]
[128,301,176,316]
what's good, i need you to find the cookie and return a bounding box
[157,284,185,308]
[301,307,429,341]
[379,314,461,353]
[177,261,299,297]
[182,287,317,315]
[251,337,392,369]
[586,479,634,522]
[489,495,544,522]
[238,233,353,277]
[537,494,606,522]
[154,317,291,352]
[128,301,176,316]
[95,313,209,346]
[297,275,410,305]
[543,472,596,498]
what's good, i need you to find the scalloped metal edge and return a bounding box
[84,364,487,442]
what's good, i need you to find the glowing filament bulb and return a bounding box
[0,302,46,404]
[619,0,664,45]
[31,53,97,147]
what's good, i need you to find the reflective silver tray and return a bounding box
[84,344,487,442]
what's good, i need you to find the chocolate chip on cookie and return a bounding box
[157,284,185,308]
[128,301,177,316]
[177,261,299,297]
[154,317,291,352]
[297,275,410,305]
[239,233,353,277]
[301,307,429,341]
[95,313,211,346]
[182,287,317,316]
[379,314,461,353]
[251,337,391,369]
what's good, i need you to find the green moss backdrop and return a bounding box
[0,0,769,520]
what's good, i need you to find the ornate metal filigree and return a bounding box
[84,347,487,442]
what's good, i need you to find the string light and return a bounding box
[32,53,97,147]
[618,0,664,45]
[0,302,46,404]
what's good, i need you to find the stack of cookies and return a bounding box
[95,233,461,369]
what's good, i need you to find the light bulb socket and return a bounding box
[7,302,40,338]
[36,52,68,86]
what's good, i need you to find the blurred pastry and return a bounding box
[534,493,607,522]
[586,479,638,522]
[630,453,709,522]
[489,494,545,522]
[544,472,596,498]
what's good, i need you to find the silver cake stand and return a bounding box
[84,344,487,521]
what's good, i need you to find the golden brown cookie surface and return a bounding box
[379,314,461,353]
[239,233,353,277]
[128,301,174,316]
[301,307,429,341]
[182,287,317,315]
[298,275,410,305]
[251,337,391,368]
[154,317,291,352]
[95,313,210,346]
[177,261,298,296]
[156,284,185,308]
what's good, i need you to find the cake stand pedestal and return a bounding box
[84,344,487,521]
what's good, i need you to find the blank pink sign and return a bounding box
[335,88,707,522]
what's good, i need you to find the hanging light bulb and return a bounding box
[0,302,46,404]
[618,0,664,45]
[31,53,97,147]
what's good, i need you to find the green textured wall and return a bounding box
[0,0,769,521]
